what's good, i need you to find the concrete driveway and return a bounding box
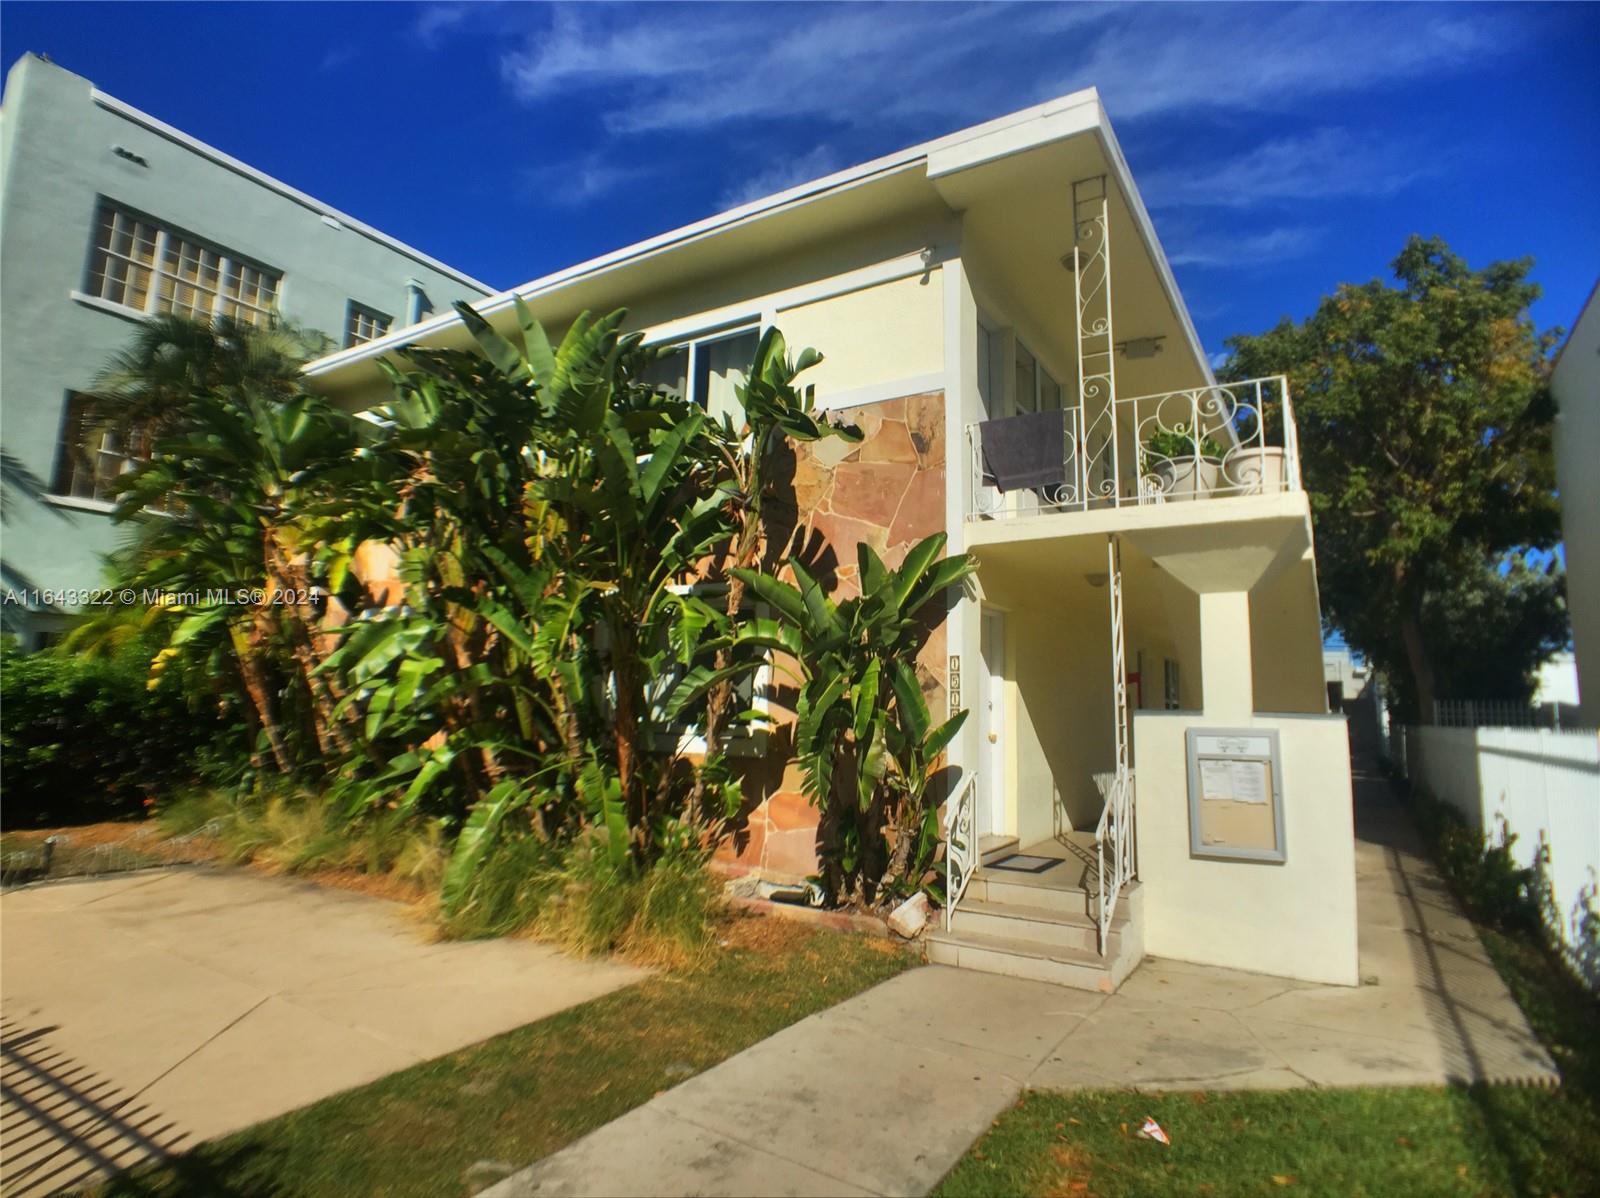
[1,867,645,1197]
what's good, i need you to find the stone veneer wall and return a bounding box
[715,390,949,881]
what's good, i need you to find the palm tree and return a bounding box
[89,313,331,440]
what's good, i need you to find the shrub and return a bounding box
[534,830,722,966]
[1409,787,1540,931]
[0,637,239,827]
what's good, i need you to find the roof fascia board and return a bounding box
[90,89,496,296]
[925,92,1102,179]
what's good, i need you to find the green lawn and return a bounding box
[98,918,914,1198]
[937,902,1600,1198]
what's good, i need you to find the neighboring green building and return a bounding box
[0,53,495,645]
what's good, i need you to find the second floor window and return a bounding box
[86,202,281,326]
[345,302,393,347]
[639,327,760,427]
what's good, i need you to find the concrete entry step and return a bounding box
[952,897,1121,956]
[978,834,1019,866]
[926,927,1140,994]
[936,878,1145,993]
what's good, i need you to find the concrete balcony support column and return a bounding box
[1199,590,1253,720]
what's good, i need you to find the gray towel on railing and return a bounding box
[980,410,1065,492]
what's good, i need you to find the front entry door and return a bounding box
[978,610,1006,837]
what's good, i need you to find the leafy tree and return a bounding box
[1223,236,1565,719]
[1415,552,1569,705]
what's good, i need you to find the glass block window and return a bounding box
[345,302,393,347]
[86,201,280,326]
[51,393,153,504]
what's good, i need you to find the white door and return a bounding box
[978,610,1006,837]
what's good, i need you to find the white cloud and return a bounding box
[1165,226,1322,269]
[1141,128,1432,210]
[521,152,651,208]
[493,2,1514,136]
[717,145,842,210]
[414,4,470,49]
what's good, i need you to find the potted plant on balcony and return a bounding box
[1140,427,1225,500]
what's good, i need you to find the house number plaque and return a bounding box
[948,654,961,712]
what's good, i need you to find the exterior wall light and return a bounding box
[1116,336,1165,359]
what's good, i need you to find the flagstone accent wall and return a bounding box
[715,389,950,881]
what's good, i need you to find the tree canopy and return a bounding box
[1223,235,1566,720]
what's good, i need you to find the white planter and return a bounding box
[1222,447,1288,495]
[1144,455,1222,501]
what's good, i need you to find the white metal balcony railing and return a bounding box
[966,375,1301,519]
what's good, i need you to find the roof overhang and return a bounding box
[303,87,1210,404]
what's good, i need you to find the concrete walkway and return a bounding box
[485,761,1557,1198]
[1,868,644,1197]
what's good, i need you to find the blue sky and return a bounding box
[3,2,1596,354]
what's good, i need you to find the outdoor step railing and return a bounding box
[967,375,1299,518]
[943,773,979,931]
[1094,765,1135,955]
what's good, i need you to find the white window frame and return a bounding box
[345,301,393,347]
[84,199,281,327]
[642,321,763,429]
[50,391,152,506]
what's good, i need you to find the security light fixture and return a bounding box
[1116,335,1166,359]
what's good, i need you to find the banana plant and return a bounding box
[693,328,862,789]
[713,532,974,906]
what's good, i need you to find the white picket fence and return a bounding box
[1402,725,1600,986]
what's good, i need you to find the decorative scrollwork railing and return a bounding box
[1094,766,1135,955]
[965,376,1298,520]
[944,773,979,931]
[1096,534,1134,956]
[1124,376,1298,505]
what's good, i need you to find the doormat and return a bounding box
[987,854,1060,874]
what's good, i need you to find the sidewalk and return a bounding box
[484,761,1556,1198]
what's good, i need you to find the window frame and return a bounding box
[50,391,155,507]
[641,321,762,429]
[345,301,394,348]
[83,199,282,327]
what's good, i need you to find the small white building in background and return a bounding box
[1534,651,1582,712]
[1551,282,1600,726]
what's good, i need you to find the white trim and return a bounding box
[816,372,945,414]
[89,89,495,296]
[69,289,147,323]
[44,493,117,515]
[942,256,974,795]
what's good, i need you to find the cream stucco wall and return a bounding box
[1250,554,1330,714]
[1134,710,1359,986]
[775,271,945,403]
[1003,589,1116,843]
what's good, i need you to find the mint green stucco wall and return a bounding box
[0,54,492,642]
